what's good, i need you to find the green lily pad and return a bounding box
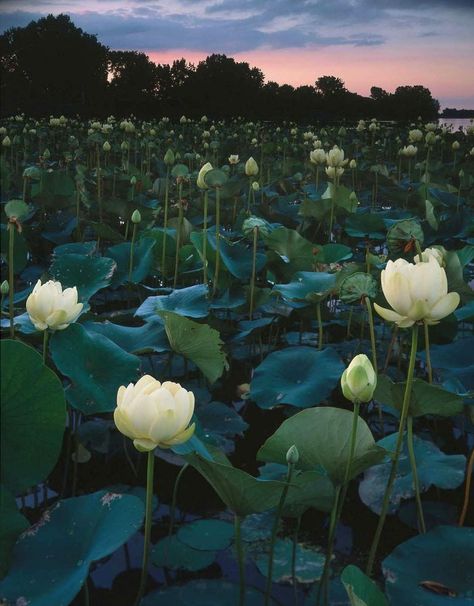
[341,565,389,606]
[258,407,386,485]
[1,340,66,495]
[50,253,116,302]
[382,526,474,605]
[196,401,248,446]
[0,485,29,579]
[345,214,386,239]
[374,376,464,418]
[250,346,344,409]
[359,433,466,514]
[264,226,314,278]
[151,535,216,571]
[4,199,31,221]
[0,490,144,606]
[386,219,424,255]
[339,273,378,303]
[273,272,336,304]
[106,237,156,286]
[50,323,140,414]
[177,519,234,551]
[136,284,210,322]
[142,579,278,606]
[83,320,170,354]
[204,168,228,188]
[254,538,325,583]
[314,243,353,264]
[159,311,228,384]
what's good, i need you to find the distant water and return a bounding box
[438,118,473,132]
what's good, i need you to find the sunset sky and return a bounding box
[1,0,473,109]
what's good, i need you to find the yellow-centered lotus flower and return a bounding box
[114,376,195,452]
[26,280,83,331]
[341,354,377,404]
[374,257,460,328]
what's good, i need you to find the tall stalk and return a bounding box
[212,187,221,297]
[407,416,426,533]
[249,226,258,320]
[134,451,155,606]
[161,166,171,280]
[173,181,184,288]
[366,324,419,576]
[8,223,15,338]
[234,514,246,606]
[202,190,209,284]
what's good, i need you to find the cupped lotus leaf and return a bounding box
[151,535,215,571]
[136,284,209,322]
[273,271,336,304]
[83,320,170,354]
[1,340,66,495]
[184,453,286,517]
[250,346,344,409]
[159,311,228,384]
[0,490,144,606]
[258,407,386,485]
[4,199,31,221]
[341,565,389,606]
[339,272,378,304]
[204,168,228,188]
[106,237,156,286]
[171,163,189,178]
[0,485,29,579]
[374,376,464,418]
[50,323,140,414]
[386,218,424,255]
[177,519,234,551]
[50,253,116,302]
[359,433,466,514]
[264,226,314,277]
[254,538,325,583]
[142,579,278,606]
[382,526,474,605]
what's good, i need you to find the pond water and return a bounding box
[438,117,473,131]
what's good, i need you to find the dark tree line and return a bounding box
[0,14,441,121]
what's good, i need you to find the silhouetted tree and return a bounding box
[0,14,108,115]
[389,85,440,120]
[108,50,159,115]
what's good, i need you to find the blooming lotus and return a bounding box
[114,376,195,452]
[26,280,83,331]
[374,257,459,328]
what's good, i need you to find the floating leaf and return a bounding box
[250,346,344,409]
[254,538,325,583]
[0,486,29,579]
[273,272,336,304]
[1,340,66,495]
[83,320,170,354]
[151,535,215,571]
[177,519,234,551]
[106,237,156,286]
[136,284,209,322]
[50,253,116,302]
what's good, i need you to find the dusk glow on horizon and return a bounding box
[1,0,473,109]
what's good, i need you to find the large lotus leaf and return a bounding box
[374,376,464,418]
[282,470,335,516]
[273,271,336,304]
[322,183,358,212]
[424,338,474,369]
[191,231,266,281]
[254,538,325,583]
[177,519,234,551]
[344,214,386,239]
[339,272,378,303]
[158,311,228,384]
[83,320,170,354]
[258,407,386,485]
[142,579,278,606]
[250,346,344,409]
[49,253,116,302]
[196,401,248,448]
[106,237,156,286]
[264,226,314,277]
[0,223,28,273]
[50,323,140,414]
[341,565,389,606]
[0,490,144,606]
[184,453,286,517]
[386,219,424,254]
[382,526,474,605]
[314,243,353,264]
[359,433,466,514]
[151,535,216,571]
[0,485,29,579]
[136,284,210,322]
[1,340,66,495]
[53,241,97,256]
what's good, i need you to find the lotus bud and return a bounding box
[341,354,377,404]
[452,141,460,150]
[252,181,260,192]
[349,159,357,169]
[164,148,175,165]
[2,136,11,147]
[131,209,141,224]
[42,148,51,159]
[26,280,83,331]
[103,141,111,152]
[180,115,187,124]
[408,129,423,143]
[286,444,300,465]
[130,176,137,185]
[121,141,128,151]
[197,162,213,189]
[1,280,9,295]
[114,376,195,452]
[245,156,259,176]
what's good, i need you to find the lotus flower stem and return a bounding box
[316,301,323,350]
[249,226,258,320]
[291,515,302,606]
[161,165,171,280]
[135,450,155,606]
[167,463,189,540]
[317,486,341,606]
[173,181,184,288]
[423,321,433,383]
[42,329,49,365]
[406,416,426,533]
[8,223,15,338]
[366,324,418,576]
[342,401,361,494]
[364,297,378,373]
[212,187,221,297]
[459,448,474,526]
[264,459,295,606]
[203,190,208,284]
[128,223,138,284]
[234,514,246,606]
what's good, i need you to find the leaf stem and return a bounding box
[406,415,426,533]
[234,514,246,606]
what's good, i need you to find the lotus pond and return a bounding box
[0,116,473,606]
